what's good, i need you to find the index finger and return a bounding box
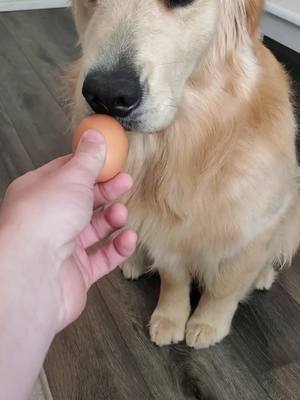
[94,172,133,208]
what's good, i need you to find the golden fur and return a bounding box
[69,0,300,348]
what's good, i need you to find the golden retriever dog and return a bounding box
[69,0,300,349]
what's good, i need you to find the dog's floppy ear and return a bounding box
[245,0,265,36]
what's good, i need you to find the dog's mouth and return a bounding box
[81,80,174,134]
[85,106,143,133]
[117,118,138,132]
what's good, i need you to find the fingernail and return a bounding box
[81,129,105,144]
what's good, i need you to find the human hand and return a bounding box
[0,130,136,333]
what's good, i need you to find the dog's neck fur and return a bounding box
[125,2,263,219]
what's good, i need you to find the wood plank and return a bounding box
[229,281,300,379]
[99,272,187,400]
[0,99,33,173]
[0,98,34,195]
[278,252,300,305]
[0,8,78,66]
[45,282,155,400]
[261,362,300,400]
[0,18,71,167]
[0,9,79,112]
[183,341,271,400]
[47,268,271,400]
[102,271,273,400]
[0,159,11,197]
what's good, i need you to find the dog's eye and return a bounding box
[166,0,194,8]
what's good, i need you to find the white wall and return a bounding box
[0,0,69,12]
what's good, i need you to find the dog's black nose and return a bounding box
[82,67,142,118]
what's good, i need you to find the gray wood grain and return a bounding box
[0,17,71,167]
[0,9,79,112]
[278,253,300,305]
[0,98,34,195]
[46,270,272,400]
[261,362,300,400]
[100,272,186,400]
[46,282,155,400]
[101,272,270,400]
[229,280,300,380]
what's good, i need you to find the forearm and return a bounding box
[0,301,55,400]
[0,227,56,400]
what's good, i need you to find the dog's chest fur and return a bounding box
[122,128,296,270]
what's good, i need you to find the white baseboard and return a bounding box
[263,0,300,53]
[262,13,300,53]
[0,0,69,12]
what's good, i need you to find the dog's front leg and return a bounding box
[120,247,147,280]
[186,243,271,349]
[150,267,191,346]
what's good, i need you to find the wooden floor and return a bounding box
[0,9,300,400]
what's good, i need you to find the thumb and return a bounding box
[68,130,107,184]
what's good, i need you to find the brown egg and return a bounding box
[72,114,128,182]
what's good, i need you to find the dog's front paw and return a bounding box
[185,318,230,349]
[255,265,276,291]
[120,261,144,280]
[150,313,187,346]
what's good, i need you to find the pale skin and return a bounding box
[0,130,137,400]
